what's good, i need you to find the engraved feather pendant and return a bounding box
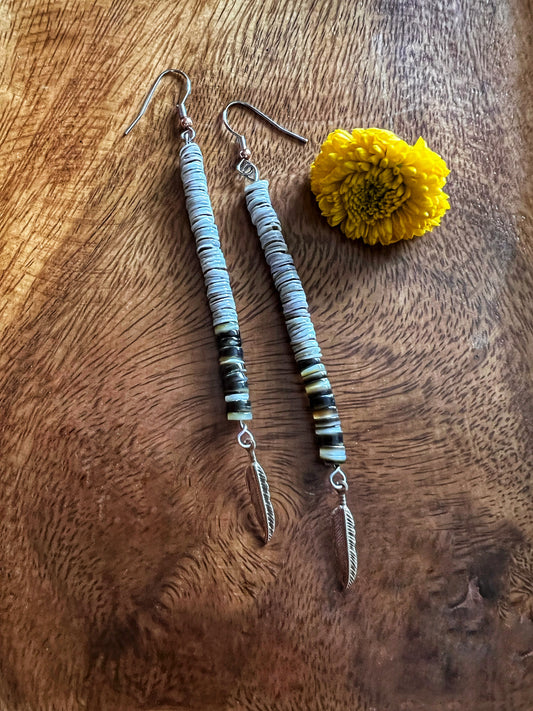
[332,499,358,589]
[245,461,275,543]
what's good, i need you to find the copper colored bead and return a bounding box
[240,148,252,160]
[180,116,193,129]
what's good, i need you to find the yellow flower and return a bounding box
[310,128,450,245]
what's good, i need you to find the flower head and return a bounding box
[310,128,450,245]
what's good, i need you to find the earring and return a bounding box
[222,102,358,589]
[124,71,275,544]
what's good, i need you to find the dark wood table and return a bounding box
[1,1,531,708]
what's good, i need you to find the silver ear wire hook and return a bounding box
[124,68,195,142]
[222,101,307,180]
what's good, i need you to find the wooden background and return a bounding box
[0,0,532,709]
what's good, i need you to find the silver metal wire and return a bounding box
[330,466,349,493]
[237,421,257,451]
[124,68,192,136]
[221,101,308,181]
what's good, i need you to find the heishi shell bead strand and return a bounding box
[244,179,346,464]
[180,142,252,421]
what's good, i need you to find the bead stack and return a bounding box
[180,141,252,422]
[244,179,346,465]
[300,360,346,463]
[215,323,252,421]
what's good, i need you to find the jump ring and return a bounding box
[237,422,256,450]
[330,466,348,492]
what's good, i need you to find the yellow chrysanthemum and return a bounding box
[310,128,450,246]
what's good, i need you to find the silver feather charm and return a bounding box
[237,423,275,544]
[245,460,275,543]
[332,496,358,590]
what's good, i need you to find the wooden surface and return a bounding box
[1,1,532,709]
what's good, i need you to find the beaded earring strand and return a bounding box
[124,71,275,543]
[222,102,358,589]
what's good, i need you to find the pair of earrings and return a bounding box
[125,69,357,590]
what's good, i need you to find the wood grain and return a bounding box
[0,0,532,709]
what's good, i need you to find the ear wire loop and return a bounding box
[223,102,357,589]
[125,71,275,544]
